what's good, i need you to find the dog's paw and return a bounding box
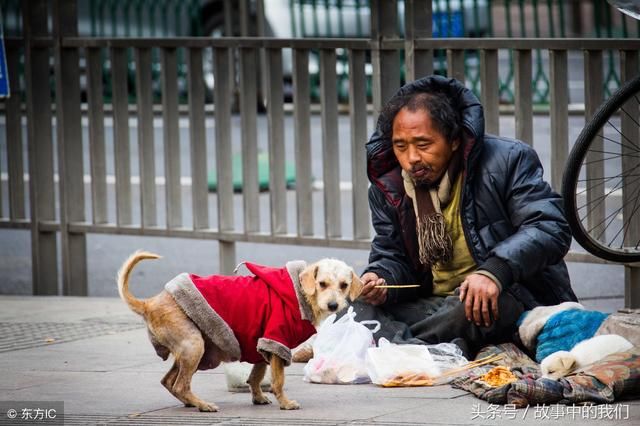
[252,394,272,405]
[291,345,314,363]
[279,400,300,410]
[198,402,219,412]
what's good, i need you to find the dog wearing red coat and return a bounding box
[117,251,363,412]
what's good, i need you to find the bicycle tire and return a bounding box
[562,73,640,263]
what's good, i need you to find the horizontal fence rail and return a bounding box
[0,0,639,305]
[7,35,640,104]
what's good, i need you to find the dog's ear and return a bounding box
[299,264,318,296]
[560,355,576,372]
[349,271,364,301]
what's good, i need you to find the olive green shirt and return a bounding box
[431,174,477,296]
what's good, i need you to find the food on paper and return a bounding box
[381,372,435,387]
[477,366,518,387]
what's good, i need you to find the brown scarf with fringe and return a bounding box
[403,149,463,266]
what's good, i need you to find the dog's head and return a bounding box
[299,259,363,324]
[540,351,576,379]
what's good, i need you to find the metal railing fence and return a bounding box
[0,0,639,306]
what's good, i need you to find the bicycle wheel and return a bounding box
[562,74,640,263]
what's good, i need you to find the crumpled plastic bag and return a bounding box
[366,338,468,386]
[426,341,469,374]
[303,306,380,384]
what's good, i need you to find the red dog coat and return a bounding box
[165,261,316,367]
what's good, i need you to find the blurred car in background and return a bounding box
[0,0,489,103]
[198,0,489,101]
[199,0,489,38]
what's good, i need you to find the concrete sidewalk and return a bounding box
[0,296,637,425]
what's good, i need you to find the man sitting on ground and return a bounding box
[356,75,578,357]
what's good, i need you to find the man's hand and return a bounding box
[459,273,500,328]
[359,272,388,306]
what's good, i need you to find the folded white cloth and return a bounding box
[518,302,584,351]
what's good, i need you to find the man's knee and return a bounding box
[446,291,524,341]
[497,289,526,326]
[443,296,469,324]
[409,296,469,338]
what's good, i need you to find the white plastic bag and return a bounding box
[365,338,468,386]
[366,338,439,386]
[223,362,270,392]
[303,306,380,384]
[425,342,468,374]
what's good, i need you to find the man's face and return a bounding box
[392,107,460,187]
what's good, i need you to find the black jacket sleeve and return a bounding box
[480,143,572,288]
[364,185,432,305]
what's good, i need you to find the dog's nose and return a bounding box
[328,302,339,311]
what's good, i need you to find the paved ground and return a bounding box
[0,296,638,426]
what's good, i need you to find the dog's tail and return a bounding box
[117,250,160,316]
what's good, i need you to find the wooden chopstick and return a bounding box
[373,284,421,288]
[383,353,505,387]
[467,353,503,366]
[438,354,504,379]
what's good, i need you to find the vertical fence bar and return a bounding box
[111,46,132,226]
[371,0,381,114]
[514,49,533,145]
[240,0,250,36]
[256,0,267,114]
[480,49,500,135]
[549,49,568,192]
[87,47,108,224]
[219,240,237,276]
[404,0,432,82]
[405,0,417,83]
[54,0,87,295]
[447,49,465,82]
[161,47,182,229]
[214,47,235,274]
[584,50,604,240]
[24,0,58,294]
[620,50,640,308]
[135,47,157,228]
[239,46,259,233]
[188,47,208,230]
[6,45,25,220]
[214,47,234,232]
[223,0,233,36]
[627,262,640,309]
[265,47,287,235]
[256,0,265,37]
[320,48,341,238]
[293,48,313,236]
[349,49,370,240]
[222,0,235,98]
[371,0,400,118]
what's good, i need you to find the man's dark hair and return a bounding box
[380,91,462,144]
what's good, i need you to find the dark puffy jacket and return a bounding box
[364,75,577,309]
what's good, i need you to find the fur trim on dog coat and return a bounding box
[164,261,316,367]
